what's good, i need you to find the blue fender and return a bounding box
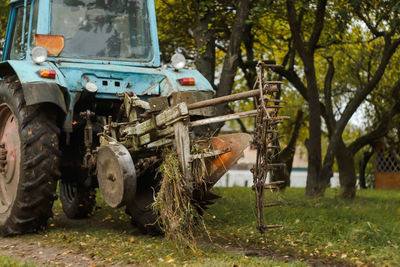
[0,60,69,114]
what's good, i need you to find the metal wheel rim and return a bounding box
[0,104,21,214]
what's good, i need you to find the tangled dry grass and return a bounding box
[152,148,205,251]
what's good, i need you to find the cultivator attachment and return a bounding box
[251,62,288,234]
[95,61,287,233]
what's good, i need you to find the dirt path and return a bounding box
[0,237,124,267]
[0,235,356,267]
[0,212,356,267]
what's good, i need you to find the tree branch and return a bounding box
[217,0,252,100]
[336,36,400,135]
[286,0,308,59]
[273,67,308,99]
[355,10,385,37]
[348,79,400,154]
[324,57,335,133]
[309,0,328,50]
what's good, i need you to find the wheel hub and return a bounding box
[0,104,21,214]
[96,144,136,208]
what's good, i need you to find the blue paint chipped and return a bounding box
[2,0,215,128]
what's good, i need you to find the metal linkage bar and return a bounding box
[187,84,283,110]
[124,102,189,137]
[189,110,258,127]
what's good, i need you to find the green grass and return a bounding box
[0,255,35,267]
[12,187,400,266]
[207,187,400,266]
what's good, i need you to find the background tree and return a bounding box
[0,0,10,57]
[259,0,400,198]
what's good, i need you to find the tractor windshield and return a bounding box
[51,0,153,61]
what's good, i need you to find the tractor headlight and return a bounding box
[85,82,98,93]
[31,46,48,64]
[171,53,186,70]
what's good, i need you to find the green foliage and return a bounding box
[0,0,10,39]
[0,0,10,56]
[155,0,236,63]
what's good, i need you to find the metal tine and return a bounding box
[269,116,290,120]
[263,225,283,229]
[260,63,282,69]
[264,203,280,208]
[268,180,286,185]
[263,80,284,84]
[262,97,287,104]
[252,183,279,190]
[268,121,283,126]
[267,135,285,143]
[268,163,286,167]
[265,105,283,109]
[263,86,279,93]
[263,185,279,190]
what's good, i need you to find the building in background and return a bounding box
[216,145,340,188]
[374,141,400,190]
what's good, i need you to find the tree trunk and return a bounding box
[304,55,323,198]
[216,0,252,114]
[336,138,356,198]
[192,13,216,86]
[271,109,304,188]
[359,150,373,189]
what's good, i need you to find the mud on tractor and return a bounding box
[0,0,286,236]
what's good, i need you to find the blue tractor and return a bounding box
[0,0,283,236]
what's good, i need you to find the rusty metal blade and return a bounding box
[201,133,253,187]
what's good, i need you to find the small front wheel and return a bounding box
[60,180,96,219]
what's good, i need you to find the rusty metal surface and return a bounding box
[189,110,258,127]
[252,62,287,234]
[96,144,136,208]
[174,121,193,190]
[149,96,169,112]
[200,133,253,187]
[171,91,216,117]
[187,84,281,110]
[34,34,65,56]
[0,104,21,214]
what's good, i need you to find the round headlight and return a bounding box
[31,46,48,64]
[85,82,98,93]
[171,53,186,70]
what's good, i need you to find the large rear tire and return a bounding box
[0,76,60,236]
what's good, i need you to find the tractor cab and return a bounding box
[3,0,159,65]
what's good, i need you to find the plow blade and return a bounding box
[202,133,252,187]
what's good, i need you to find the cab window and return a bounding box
[9,4,31,60]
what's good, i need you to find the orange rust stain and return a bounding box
[34,34,65,56]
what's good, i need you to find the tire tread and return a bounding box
[0,75,60,236]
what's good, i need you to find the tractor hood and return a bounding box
[55,62,214,98]
[2,60,214,99]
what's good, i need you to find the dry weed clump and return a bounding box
[152,148,205,251]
